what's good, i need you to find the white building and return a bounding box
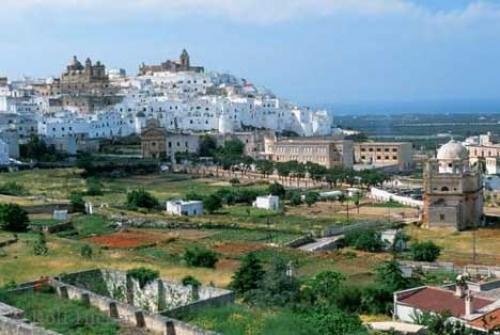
[253,195,280,211]
[166,200,203,216]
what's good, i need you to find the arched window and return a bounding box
[441,186,449,192]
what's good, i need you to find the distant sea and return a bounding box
[315,99,500,116]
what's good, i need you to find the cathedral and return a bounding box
[423,140,484,230]
[139,49,204,75]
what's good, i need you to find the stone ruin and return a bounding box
[0,269,235,335]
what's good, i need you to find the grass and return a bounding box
[176,304,317,335]
[29,218,60,226]
[71,215,114,238]
[0,288,119,335]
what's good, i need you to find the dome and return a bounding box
[437,140,468,160]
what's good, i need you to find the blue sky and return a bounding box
[1,0,500,105]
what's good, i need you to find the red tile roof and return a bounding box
[469,308,500,331]
[398,287,494,318]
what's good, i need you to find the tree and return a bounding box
[268,182,286,198]
[276,162,291,182]
[0,203,29,232]
[69,192,86,213]
[375,260,409,292]
[255,160,274,177]
[20,135,64,162]
[198,135,217,157]
[411,241,441,262]
[304,191,320,207]
[203,194,222,214]
[33,233,48,256]
[126,189,159,209]
[252,256,301,307]
[289,191,302,206]
[230,253,265,296]
[184,246,218,268]
[304,271,345,307]
[86,177,103,196]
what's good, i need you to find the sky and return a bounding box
[1,0,500,106]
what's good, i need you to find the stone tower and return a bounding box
[423,140,483,230]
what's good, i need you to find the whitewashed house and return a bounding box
[253,195,280,211]
[166,200,203,216]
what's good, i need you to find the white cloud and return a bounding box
[2,0,500,24]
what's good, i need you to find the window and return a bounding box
[440,214,445,221]
[441,186,449,191]
[392,156,397,160]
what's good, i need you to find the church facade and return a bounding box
[423,140,483,230]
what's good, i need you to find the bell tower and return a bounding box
[180,49,190,69]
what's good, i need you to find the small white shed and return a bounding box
[166,200,203,216]
[53,209,68,221]
[253,195,280,211]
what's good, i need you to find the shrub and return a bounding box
[69,192,86,213]
[80,244,93,259]
[0,203,29,232]
[184,246,218,268]
[304,191,320,207]
[33,233,48,256]
[126,189,159,209]
[229,178,240,186]
[127,267,159,288]
[203,194,222,214]
[182,275,201,289]
[411,241,441,262]
[288,191,302,206]
[344,228,383,252]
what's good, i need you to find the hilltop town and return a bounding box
[1,51,500,335]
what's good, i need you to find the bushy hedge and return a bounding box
[126,189,160,209]
[344,228,384,252]
[184,246,218,268]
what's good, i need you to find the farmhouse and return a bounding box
[166,200,203,216]
[253,195,280,211]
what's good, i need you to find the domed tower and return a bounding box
[423,140,483,230]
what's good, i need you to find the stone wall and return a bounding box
[0,315,61,335]
[49,278,219,335]
[55,269,234,333]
